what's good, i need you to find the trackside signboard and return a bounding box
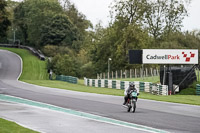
[143,49,198,64]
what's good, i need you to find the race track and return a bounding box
[0,49,200,133]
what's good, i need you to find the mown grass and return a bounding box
[0,118,38,133]
[0,47,48,80]
[23,79,200,106]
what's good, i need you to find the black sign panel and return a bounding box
[129,50,143,64]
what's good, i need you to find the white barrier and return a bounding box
[108,80,112,88]
[101,80,105,88]
[116,80,121,89]
[144,82,151,92]
[95,80,98,87]
[89,79,92,86]
[84,78,168,95]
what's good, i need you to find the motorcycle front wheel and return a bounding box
[131,100,136,113]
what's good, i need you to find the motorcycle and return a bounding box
[127,90,138,113]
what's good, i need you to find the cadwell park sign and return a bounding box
[142,49,198,64]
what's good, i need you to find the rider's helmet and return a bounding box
[129,82,135,89]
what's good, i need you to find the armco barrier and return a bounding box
[0,44,45,61]
[197,84,200,95]
[56,75,78,84]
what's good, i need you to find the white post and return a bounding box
[163,65,166,85]
[121,70,123,79]
[135,68,137,78]
[146,68,148,77]
[112,71,113,79]
[157,68,159,76]
[130,69,132,78]
[116,71,118,79]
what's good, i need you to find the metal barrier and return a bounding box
[56,75,78,84]
[0,44,45,61]
[197,84,200,95]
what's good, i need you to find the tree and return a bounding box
[14,0,64,47]
[0,0,11,40]
[40,14,78,46]
[144,0,189,43]
[64,2,92,51]
[110,0,147,24]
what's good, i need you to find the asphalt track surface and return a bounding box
[0,49,200,133]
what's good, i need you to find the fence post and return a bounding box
[116,71,118,79]
[130,69,132,78]
[146,68,148,77]
[121,70,123,79]
[112,71,113,79]
[157,68,159,76]
[135,68,137,78]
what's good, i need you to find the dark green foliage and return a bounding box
[40,14,78,46]
[80,62,96,78]
[51,54,76,76]
[14,0,67,47]
[179,88,196,95]
[0,0,11,39]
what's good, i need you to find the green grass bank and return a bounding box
[0,118,38,133]
[0,47,48,80]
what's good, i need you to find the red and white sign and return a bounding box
[143,49,198,64]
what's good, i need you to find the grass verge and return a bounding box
[0,118,38,133]
[23,79,200,106]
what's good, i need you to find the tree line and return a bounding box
[0,0,200,78]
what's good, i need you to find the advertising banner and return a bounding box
[143,49,198,64]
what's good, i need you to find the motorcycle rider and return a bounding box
[123,82,139,107]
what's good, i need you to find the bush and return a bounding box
[80,62,96,78]
[179,88,196,95]
[51,54,76,76]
